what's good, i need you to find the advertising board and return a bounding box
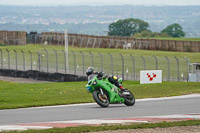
[140,70,162,84]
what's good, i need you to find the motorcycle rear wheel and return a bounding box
[93,89,109,108]
[124,91,135,106]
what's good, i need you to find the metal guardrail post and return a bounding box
[80,51,85,76]
[53,49,58,73]
[6,49,10,69]
[165,56,170,81]
[89,52,94,67]
[153,55,158,70]
[36,52,41,71]
[13,49,17,70]
[141,56,146,70]
[119,54,124,80]
[28,50,32,70]
[72,36,75,47]
[40,54,43,69]
[174,56,180,81]
[184,57,190,81]
[44,49,49,72]
[0,49,3,68]
[71,50,76,75]
[130,54,136,81]
[21,50,25,71]
[62,50,67,74]
[108,53,113,75]
[98,52,103,72]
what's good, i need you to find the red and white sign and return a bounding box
[140,70,162,84]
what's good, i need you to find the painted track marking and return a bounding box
[0,114,200,132]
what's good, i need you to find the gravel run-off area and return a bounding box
[90,126,200,133]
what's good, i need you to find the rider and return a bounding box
[86,67,126,92]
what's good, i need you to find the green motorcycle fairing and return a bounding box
[85,75,125,103]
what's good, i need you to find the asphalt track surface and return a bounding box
[0,95,200,125]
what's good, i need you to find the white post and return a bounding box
[64,30,69,73]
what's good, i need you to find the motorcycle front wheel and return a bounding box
[93,89,109,108]
[124,90,135,106]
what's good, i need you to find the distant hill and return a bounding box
[0,5,200,37]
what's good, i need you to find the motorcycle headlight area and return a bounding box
[92,80,97,85]
[86,87,91,91]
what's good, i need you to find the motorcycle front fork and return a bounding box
[100,87,104,95]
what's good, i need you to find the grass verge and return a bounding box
[0,80,200,109]
[4,120,200,133]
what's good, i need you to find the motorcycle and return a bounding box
[85,74,135,108]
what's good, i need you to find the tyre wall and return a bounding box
[0,69,87,82]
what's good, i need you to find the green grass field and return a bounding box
[0,44,199,109]
[0,44,198,80]
[0,44,199,63]
[0,80,200,109]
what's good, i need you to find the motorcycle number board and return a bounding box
[140,70,162,84]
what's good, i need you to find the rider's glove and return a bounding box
[98,72,104,77]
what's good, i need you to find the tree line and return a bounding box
[108,18,185,38]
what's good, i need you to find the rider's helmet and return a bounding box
[112,76,118,81]
[86,67,95,76]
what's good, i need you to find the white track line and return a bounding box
[52,119,148,124]
[136,94,200,102]
[144,114,200,119]
[1,114,200,132]
[0,125,52,132]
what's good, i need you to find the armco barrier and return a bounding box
[0,69,87,82]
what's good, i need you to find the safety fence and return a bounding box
[0,48,190,81]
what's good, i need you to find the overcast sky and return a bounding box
[0,0,200,6]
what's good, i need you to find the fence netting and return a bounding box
[0,49,189,81]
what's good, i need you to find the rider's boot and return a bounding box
[119,86,130,95]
